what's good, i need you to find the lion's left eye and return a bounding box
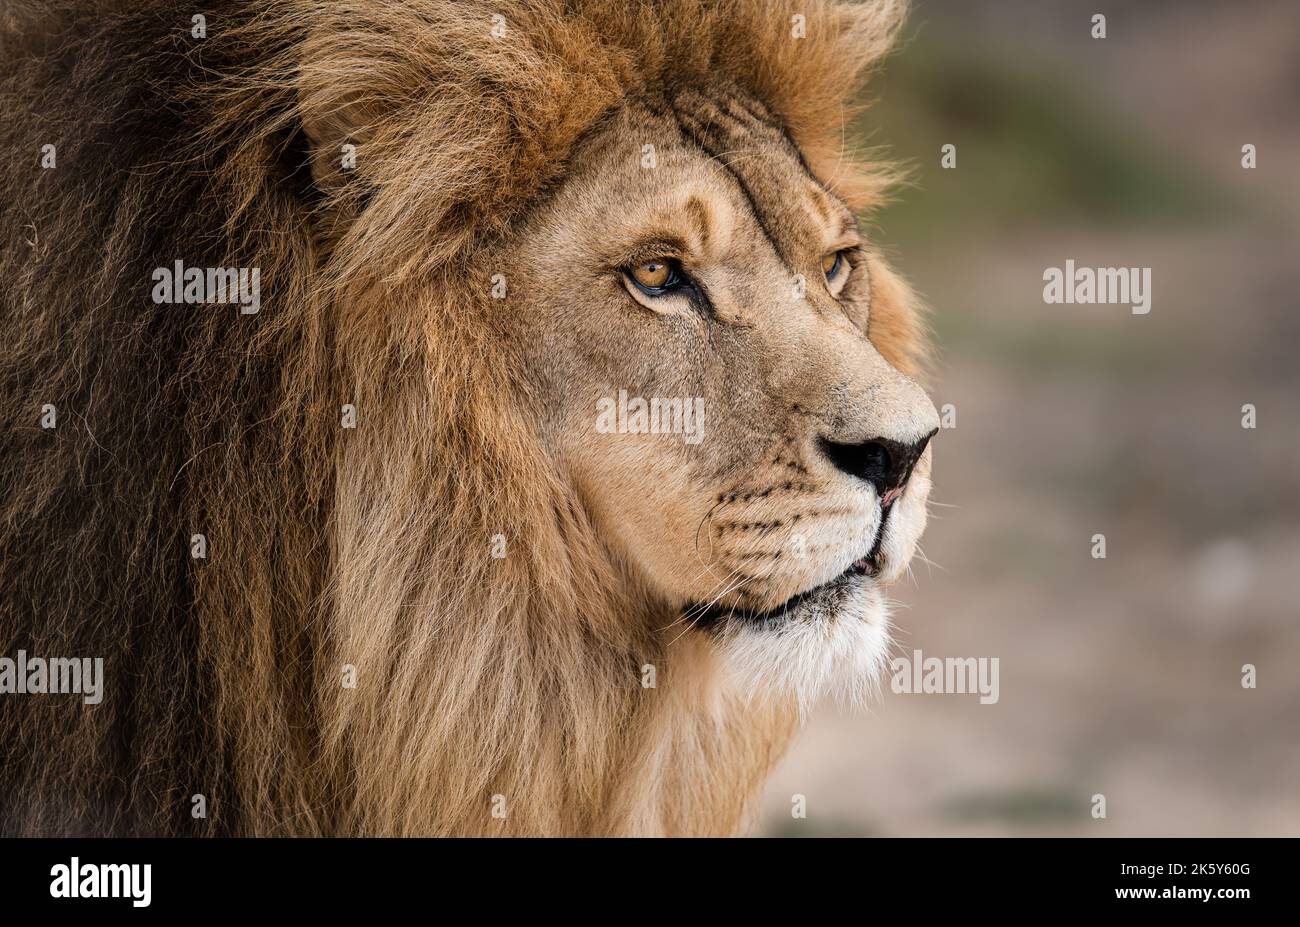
[821,250,845,281]
[625,258,684,295]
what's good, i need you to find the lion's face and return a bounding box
[508,87,938,701]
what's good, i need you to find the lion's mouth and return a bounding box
[688,557,871,629]
[688,502,893,628]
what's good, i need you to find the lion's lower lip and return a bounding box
[687,507,890,627]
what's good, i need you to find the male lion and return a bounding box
[0,0,936,836]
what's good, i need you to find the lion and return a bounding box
[0,0,936,836]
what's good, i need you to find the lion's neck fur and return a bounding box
[315,316,799,835]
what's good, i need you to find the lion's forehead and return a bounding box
[562,89,850,275]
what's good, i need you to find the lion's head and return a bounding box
[1,0,932,836]
[511,84,938,706]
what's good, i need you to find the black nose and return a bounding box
[820,428,936,497]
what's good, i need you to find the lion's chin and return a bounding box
[711,577,892,712]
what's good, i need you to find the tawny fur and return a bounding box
[0,0,919,835]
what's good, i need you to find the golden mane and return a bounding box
[0,0,910,835]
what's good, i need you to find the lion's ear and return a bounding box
[292,21,392,236]
[294,81,381,239]
[297,89,379,195]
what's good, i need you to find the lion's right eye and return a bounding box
[625,259,683,295]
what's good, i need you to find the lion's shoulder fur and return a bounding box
[0,0,907,835]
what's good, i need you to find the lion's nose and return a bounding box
[820,428,937,501]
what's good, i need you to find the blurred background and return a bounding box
[761,0,1300,836]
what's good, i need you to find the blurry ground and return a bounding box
[761,0,1300,836]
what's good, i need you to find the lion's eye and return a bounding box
[822,250,845,280]
[626,259,682,295]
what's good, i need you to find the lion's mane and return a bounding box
[0,0,913,835]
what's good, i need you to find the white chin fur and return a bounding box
[714,582,892,713]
